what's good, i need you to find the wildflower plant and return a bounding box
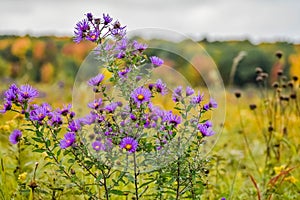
[0,13,219,199]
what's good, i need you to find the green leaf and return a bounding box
[46,139,51,148]
[110,189,124,195]
[33,149,45,153]
[32,137,43,143]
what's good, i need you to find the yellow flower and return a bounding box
[274,165,285,175]
[284,176,298,184]
[18,172,27,182]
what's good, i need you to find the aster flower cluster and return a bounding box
[0,12,218,199]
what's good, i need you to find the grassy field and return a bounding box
[0,76,299,200]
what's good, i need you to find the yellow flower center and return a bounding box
[95,145,100,150]
[91,35,96,40]
[125,144,132,150]
[137,94,144,100]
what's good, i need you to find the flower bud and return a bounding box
[275,50,283,59]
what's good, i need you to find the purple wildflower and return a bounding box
[198,123,215,137]
[48,111,63,127]
[103,13,113,25]
[60,132,76,149]
[116,51,126,59]
[4,84,19,102]
[29,105,49,122]
[88,98,103,110]
[86,30,100,42]
[92,141,105,151]
[120,137,138,153]
[191,92,204,105]
[150,56,164,67]
[155,79,168,95]
[74,19,89,43]
[86,13,93,21]
[115,38,127,51]
[80,112,98,125]
[163,111,181,127]
[111,21,126,37]
[9,129,22,145]
[18,84,39,102]
[0,101,12,114]
[87,74,104,86]
[172,86,182,102]
[59,104,72,116]
[105,102,119,113]
[118,68,130,78]
[203,98,218,110]
[68,119,81,132]
[186,86,194,96]
[131,87,152,107]
[132,40,148,52]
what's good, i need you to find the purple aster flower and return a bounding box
[60,132,76,149]
[59,104,72,116]
[172,86,182,102]
[105,102,119,113]
[86,30,100,42]
[92,141,105,151]
[74,19,89,43]
[9,129,22,145]
[118,68,130,78]
[87,74,104,86]
[103,13,113,25]
[68,119,81,132]
[132,40,148,52]
[88,98,103,110]
[48,111,63,127]
[86,13,93,21]
[203,98,218,110]
[79,112,98,125]
[155,79,168,95]
[191,92,204,105]
[150,56,164,67]
[120,137,138,153]
[115,38,127,51]
[163,111,181,127]
[131,87,152,107]
[4,84,19,102]
[111,21,126,37]
[104,43,113,51]
[186,86,194,96]
[29,105,49,122]
[0,101,12,114]
[198,123,215,137]
[18,84,39,102]
[116,51,126,59]
[130,113,137,121]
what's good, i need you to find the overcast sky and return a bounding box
[0,0,300,43]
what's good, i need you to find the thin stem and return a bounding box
[101,169,109,200]
[133,152,139,200]
[237,99,261,177]
[176,157,180,200]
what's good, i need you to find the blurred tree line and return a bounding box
[0,35,299,87]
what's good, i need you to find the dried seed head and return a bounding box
[255,67,263,74]
[288,81,293,88]
[275,50,283,59]
[292,76,298,81]
[261,73,269,79]
[256,76,263,82]
[249,104,257,110]
[272,82,279,88]
[277,69,283,76]
[282,84,287,89]
[290,93,297,99]
[268,126,274,132]
[234,91,241,98]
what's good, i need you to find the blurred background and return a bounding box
[0,0,300,89]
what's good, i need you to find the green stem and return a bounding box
[133,153,139,200]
